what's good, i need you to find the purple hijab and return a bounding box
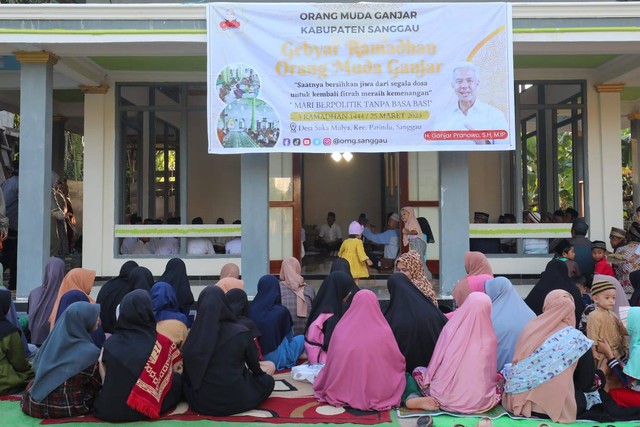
[28,257,66,346]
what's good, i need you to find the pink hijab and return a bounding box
[502,289,579,423]
[452,252,493,307]
[279,257,308,317]
[401,206,421,246]
[313,290,406,411]
[414,292,498,414]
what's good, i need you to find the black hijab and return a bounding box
[97,261,139,333]
[182,286,247,391]
[305,271,356,350]
[249,275,293,355]
[330,258,352,277]
[129,267,154,292]
[0,289,18,341]
[159,258,194,316]
[227,288,261,339]
[630,270,640,306]
[103,289,157,378]
[384,273,447,372]
[524,259,585,327]
[417,217,435,243]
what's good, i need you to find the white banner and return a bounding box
[207,3,514,154]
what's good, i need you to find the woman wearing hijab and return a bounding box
[96,260,138,334]
[55,290,106,348]
[630,270,640,306]
[215,277,244,293]
[503,290,595,423]
[183,286,274,416]
[94,290,182,422]
[400,207,427,261]
[28,257,65,346]
[384,273,447,373]
[1,286,32,358]
[250,275,304,371]
[0,290,34,395]
[158,258,194,317]
[525,259,584,327]
[615,222,640,295]
[150,282,189,349]
[484,277,536,371]
[452,251,493,308]
[412,293,500,414]
[227,288,276,375]
[313,290,405,411]
[49,268,96,328]
[21,302,101,418]
[128,266,154,292]
[394,251,437,306]
[220,262,240,279]
[330,257,352,276]
[304,271,357,363]
[279,257,315,335]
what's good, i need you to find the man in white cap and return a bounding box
[363,213,401,269]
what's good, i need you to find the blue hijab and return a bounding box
[31,302,100,402]
[249,275,293,355]
[485,276,536,371]
[56,290,106,348]
[150,282,189,325]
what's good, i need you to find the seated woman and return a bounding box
[128,266,154,292]
[49,268,97,328]
[28,257,65,346]
[93,290,182,421]
[182,286,274,416]
[502,290,593,423]
[412,293,500,414]
[215,277,244,293]
[249,275,304,371]
[220,262,240,279]
[279,257,315,335]
[394,251,437,306]
[313,290,405,411]
[227,288,276,375]
[484,277,536,371]
[158,258,195,318]
[96,260,138,334]
[0,290,34,395]
[54,291,106,348]
[21,302,101,418]
[384,273,447,374]
[451,251,493,308]
[304,271,357,363]
[150,282,189,349]
[524,259,584,327]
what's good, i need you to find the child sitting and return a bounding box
[573,275,592,306]
[586,280,628,389]
[592,240,615,277]
[553,239,575,261]
[338,221,373,284]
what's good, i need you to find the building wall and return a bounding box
[468,151,503,223]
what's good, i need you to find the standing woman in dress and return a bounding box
[93,290,183,421]
[400,207,427,262]
[183,286,274,416]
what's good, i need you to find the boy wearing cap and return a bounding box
[586,280,628,385]
[592,240,615,277]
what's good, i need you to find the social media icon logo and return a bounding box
[313,138,322,146]
[293,138,301,146]
[303,138,311,146]
[323,137,332,146]
[282,138,291,146]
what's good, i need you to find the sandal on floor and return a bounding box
[416,416,433,427]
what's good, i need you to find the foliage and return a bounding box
[64,131,84,181]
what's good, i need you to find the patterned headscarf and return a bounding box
[395,251,437,306]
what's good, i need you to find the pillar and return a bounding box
[594,83,625,239]
[438,151,469,297]
[14,51,57,299]
[241,153,269,296]
[80,85,109,273]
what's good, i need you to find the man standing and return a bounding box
[362,212,400,269]
[317,211,342,255]
[435,62,508,145]
[571,218,594,278]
